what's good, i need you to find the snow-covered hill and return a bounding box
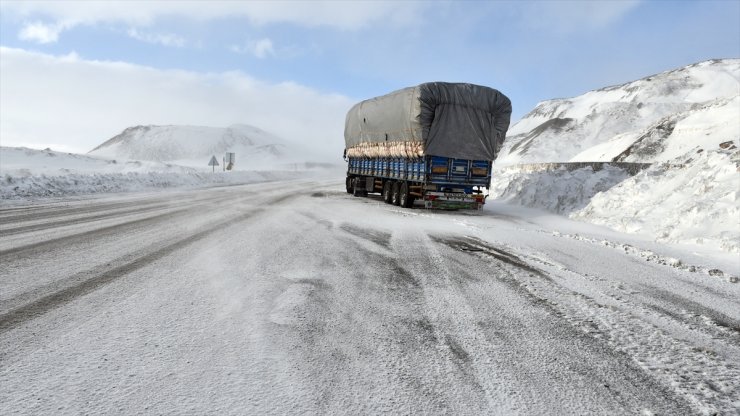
[2,146,196,175]
[499,59,740,165]
[89,124,312,169]
[492,59,740,253]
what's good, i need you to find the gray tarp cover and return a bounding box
[344,82,512,160]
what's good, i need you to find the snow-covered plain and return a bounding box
[1,180,738,415]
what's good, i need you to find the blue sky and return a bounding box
[1,0,739,154]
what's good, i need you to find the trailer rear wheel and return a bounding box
[345,177,353,194]
[382,181,393,204]
[391,181,401,206]
[399,182,414,208]
[352,177,366,197]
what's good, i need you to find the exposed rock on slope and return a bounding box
[613,95,739,162]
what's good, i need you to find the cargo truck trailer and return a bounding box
[344,82,512,209]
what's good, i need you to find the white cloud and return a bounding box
[230,38,276,59]
[18,21,69,44]
[3,1,423,42]
[127,28,186,48]
[0,47,353,159]
[250,38,274,59]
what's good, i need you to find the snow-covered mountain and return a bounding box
[498,59,740,164]
[89,124,306,169]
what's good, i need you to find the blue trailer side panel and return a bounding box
[347,155,492,192]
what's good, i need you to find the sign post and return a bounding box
[224,152,235,171]
[208,155,219,173]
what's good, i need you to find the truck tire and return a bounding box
[353,177,367,197]
[400,182,414,208]
[346,177,353,194]
[391,181,401,206]
[382,181,393,204]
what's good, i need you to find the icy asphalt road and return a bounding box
[1,179,739,415]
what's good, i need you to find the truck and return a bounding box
[344,82,512,209]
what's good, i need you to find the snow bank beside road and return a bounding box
[491,149,740,253]
[0,147,306,200]
[1,170,302,200]
[490,164,630,214]
[574,149,740,253]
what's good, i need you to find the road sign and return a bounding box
[208,155,219,172]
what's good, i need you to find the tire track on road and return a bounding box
[0,209,190,261]
[0,198,166,225]
[0,190,240,229]
[383,230,510,414]
[0,202,177,237]
[0,192,294,334]
[433,234,734,415]
[0,185,260,225]
[644,288,740,338]
[0,191,252,261]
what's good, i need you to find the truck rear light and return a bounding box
[471,167,488,176]
[426,195,438,201]
[431,166,448,174]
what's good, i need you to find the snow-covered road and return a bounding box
[1,179,738,415]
